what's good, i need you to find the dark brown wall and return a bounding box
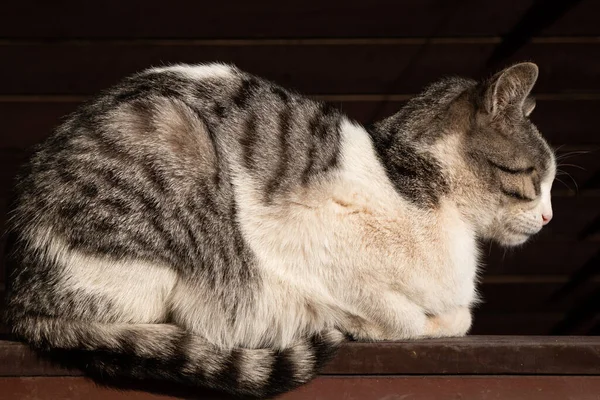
[1,0,599,336]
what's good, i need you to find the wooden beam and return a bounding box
[1,376,599,400]
[2,337,600,377]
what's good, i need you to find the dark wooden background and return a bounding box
[0,0,599,336]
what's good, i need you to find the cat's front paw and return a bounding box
[339,314,395,342]
[424,307,472,338]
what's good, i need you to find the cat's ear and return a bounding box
[482,62,539,116]
[523,97,536,117]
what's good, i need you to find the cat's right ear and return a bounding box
[482,62,539,116]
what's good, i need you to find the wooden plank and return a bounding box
[485,239,600,275]
[3,99,600,150]
[0,0,544,39]
[477,280,600,313]
[289,376,600,400]
[1,376,600,400]
[1,336,600,377]
[531,99,600,147]
[470,312,600,335]
[1,0,598,39]
[0,341,80,377]
[542,0,600,36]
[1,42,599,95]
[0,376,183,400]
[541,196,600,238]
[324,337,600,375]
[0,150,23,210]
[0,195,8,282]
[0,101,79,151]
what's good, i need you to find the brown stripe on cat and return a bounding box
[533,174,542,196]
[322,119,342,173]
[300,104,342,185]
[112,72,191,103]
[240,112,259,171]
[300,142,317,186]
[264,102,293,203]
[232,76,261,109]
[300,108,327,185]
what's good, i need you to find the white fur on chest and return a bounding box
[335,121,480,311]
[232,119,480,336]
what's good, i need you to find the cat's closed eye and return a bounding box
[501,188,535,202]
[488,159,535,175]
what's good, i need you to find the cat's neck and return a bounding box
[366,81,479,226]
[366,123,451,209]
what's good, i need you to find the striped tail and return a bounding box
[9,315,344,398]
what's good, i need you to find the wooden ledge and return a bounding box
[1,337,600,399]
[2,336,600,377]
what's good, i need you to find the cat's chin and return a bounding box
[496,233,531,247]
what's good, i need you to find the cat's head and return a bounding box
[461,62,556,246]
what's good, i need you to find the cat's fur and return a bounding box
[4,62,555,397]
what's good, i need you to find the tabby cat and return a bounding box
[4,62,555,398]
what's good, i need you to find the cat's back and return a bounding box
[27,62,337,178]
[9,63,345,269]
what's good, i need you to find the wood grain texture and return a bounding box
[2,336,600,377]
[1,42,599,95]
[3,0,598,39]
[325,336,600,375]
[287,376,600,400]
[1,376,600,400]
[1,0,597,39]
[485,239,600,275]
[476,280,600,313]
[470,312,600,335]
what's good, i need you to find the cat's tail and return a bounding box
[10,314,344,398]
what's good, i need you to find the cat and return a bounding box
[4,62,555,398]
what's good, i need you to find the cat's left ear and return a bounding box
[482,62,539,116]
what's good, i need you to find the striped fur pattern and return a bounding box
[4,62,555,397]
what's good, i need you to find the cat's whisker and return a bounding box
[555,150,592,161]
[554,176,571,191]
[560,171,579,193]
[557,163,586,171]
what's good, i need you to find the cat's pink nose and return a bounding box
[542,213,553,225]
